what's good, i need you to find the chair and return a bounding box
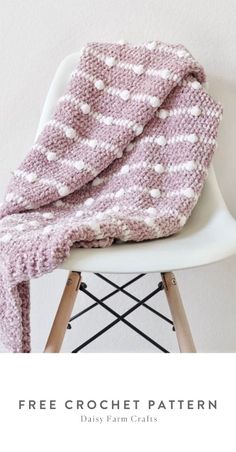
[35,53,236,353]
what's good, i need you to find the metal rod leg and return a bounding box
[161,272,196,353]
[44,271,81,353]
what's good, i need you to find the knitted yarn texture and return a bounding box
[0,40,222,352]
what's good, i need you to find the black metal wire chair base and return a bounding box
[67,273,175,353]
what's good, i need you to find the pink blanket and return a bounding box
[0,41,222,352]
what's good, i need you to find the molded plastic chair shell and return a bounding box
[36,53,236,273]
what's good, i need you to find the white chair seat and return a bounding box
[37,53,236,274]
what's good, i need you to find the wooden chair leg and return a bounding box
[44,271,81,353]
[161,272,196,353]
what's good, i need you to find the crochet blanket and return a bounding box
[0,40,222,352]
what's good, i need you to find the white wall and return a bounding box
[0,0,235,352]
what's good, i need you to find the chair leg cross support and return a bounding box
[44,270,196,353]
[72,281,168,353]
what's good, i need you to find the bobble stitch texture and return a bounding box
[65,127,77,139]
[0,39,222,353]
[120,89,130,101]
[81,103,91,114]
[94,79,105,90]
